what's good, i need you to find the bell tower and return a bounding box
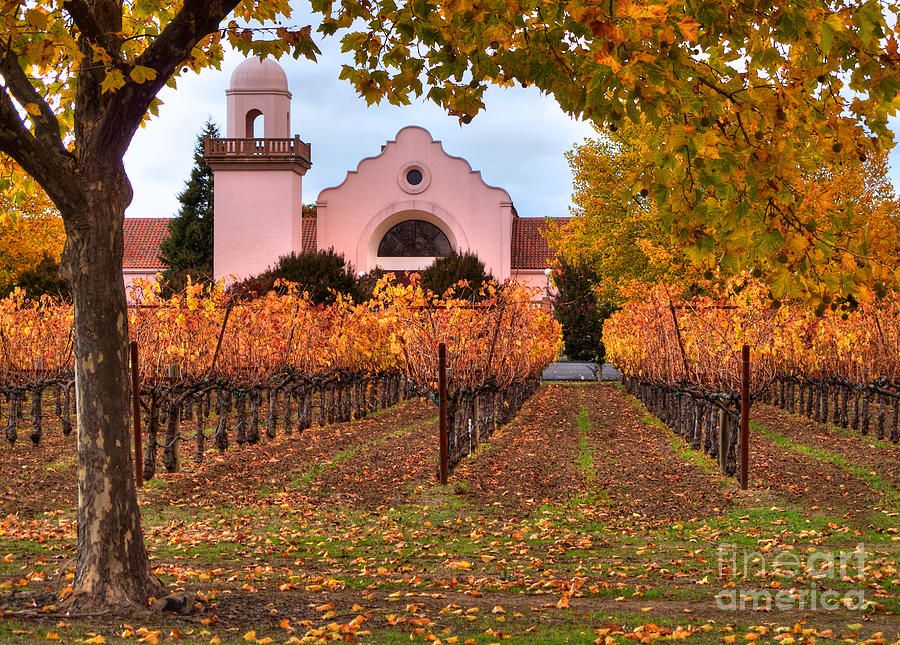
[204,56,311,282]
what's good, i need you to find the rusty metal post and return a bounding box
[740,344,751,490]
[718,407,728,474]
[130,340,143,487]
[438,342,449,485]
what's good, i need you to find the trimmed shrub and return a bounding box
[230,249,359,304]
[421,251,492,298]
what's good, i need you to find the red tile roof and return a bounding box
[122,215,567,272]
[510,217,569,269]
[123,218,169,270]
[302,217,317,254]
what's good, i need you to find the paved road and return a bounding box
[542,362,622,382]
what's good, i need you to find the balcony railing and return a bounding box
[203,136,311,166]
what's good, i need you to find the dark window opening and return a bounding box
[377,220,452,257]
[245,109,263,138]
[406,168,424,185]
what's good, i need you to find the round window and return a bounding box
[398,163,430,193]
[406,168,423,185]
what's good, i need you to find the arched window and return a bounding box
[377,220,452,257]
[245,109,263,138]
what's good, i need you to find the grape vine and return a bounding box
[0,277,562,477]
[605,282,899,477]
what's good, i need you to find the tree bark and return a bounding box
[0,0,246,617]
[61,165,164,612]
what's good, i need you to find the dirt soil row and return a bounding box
[754,403,900,490]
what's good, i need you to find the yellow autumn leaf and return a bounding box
[140,631,161,645]
[678,17,701,41]
[130,65,158,84]
[100,69,125,93]
[593,51,622,72]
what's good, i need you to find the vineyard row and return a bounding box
[606,281,898,480]
[1,369,544,478]
[0,277,563,477]
[764,376,898,442]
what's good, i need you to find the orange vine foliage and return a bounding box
[604,281,899,395]
[0,290,72,382]
[371,277,562,394]
[0,277,561,395]
[127,281,400,384]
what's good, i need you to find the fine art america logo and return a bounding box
[715,543,868,611]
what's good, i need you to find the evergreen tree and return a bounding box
[551,259,616,363]
[159,119,219,293]
[2,254,70,300]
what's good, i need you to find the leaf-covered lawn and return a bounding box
[0,384,897,643]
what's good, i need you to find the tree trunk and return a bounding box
[61,167,164,612]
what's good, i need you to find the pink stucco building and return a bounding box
[123,57,566,295]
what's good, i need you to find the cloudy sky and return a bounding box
[124,30,900,221]
[124,39,595,220]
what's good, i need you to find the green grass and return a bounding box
[0,539,67,576]
[641,409,726,479]
[44,456,75,472]
[141,475,167,489]
[822,420,898,450]
[662,426,723,478]
[387,414,436,438]
[0,620,86,644]
[289,461,330,491]
[4,386,898,644]
[390,484,472,526]
[149,538,245,563]
[575,405,594,479]
[0,539,64,560]
[372,611,760,645]
[667,503,894,546]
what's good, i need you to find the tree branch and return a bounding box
[0,39,68,154]
[95,0,240,158]
[62,0,110,48]
[0,87,80,213]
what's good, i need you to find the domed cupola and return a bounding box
[229,57,290,93]
[225,56,292,139]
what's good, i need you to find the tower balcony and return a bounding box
[203,136,312,171]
